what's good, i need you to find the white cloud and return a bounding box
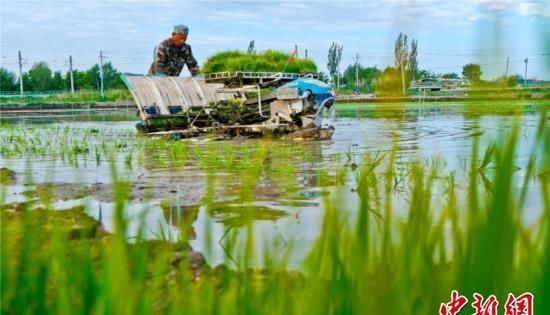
[0,0,547,79]
[518,1,550,17]
[472,0,514,12]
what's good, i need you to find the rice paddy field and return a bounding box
[1,100,549,314]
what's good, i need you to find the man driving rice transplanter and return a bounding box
[148,24,200,77]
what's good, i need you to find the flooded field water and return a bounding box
[1,102,549,267]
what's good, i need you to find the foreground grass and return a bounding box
[1,110,549,314]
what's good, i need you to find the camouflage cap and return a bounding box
[173,24,189,36]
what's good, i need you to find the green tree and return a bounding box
[462,63,482,83]
[73,68,99,90]
[86,64,101,90]
[495,74,520,87]
[416,69,435,79]
[374,66,402,96]
[341,65,381,93]
[327,42,343,88]
[318,71,329,83]
[50,71,65,90]
[0,68,18,91]
[394,33,419,94]
[72,70,86,90]
[506,74,520,87]
[441,72,460,79]
[394,32,408,96]
[101,62,125,89]
[22,73,32,91]
[28,62,52,91]
[409,39,418,80]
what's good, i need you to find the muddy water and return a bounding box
[1,103,548,267]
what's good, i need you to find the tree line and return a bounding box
[0,61,126,92]
[326,33,419,95]
[326,32,523,96]
[2,36,524,95]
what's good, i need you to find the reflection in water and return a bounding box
[1,106,548,267]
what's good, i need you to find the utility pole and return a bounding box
[69,55,75,94]
[305,49,308,60]
[505,56,509,77]
[99,50,105,98]
[295,44,298,58]
[523,57,529,85]
[355,54,360,90]
[17,51,23,96]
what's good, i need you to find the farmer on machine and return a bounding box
[149,24,200,76]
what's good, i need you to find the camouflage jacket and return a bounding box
[148,39,199,76]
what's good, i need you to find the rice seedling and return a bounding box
[1,109,548,315]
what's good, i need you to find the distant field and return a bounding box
[1,85,549,106]
[336,99,550,108]
[0,89,132,105]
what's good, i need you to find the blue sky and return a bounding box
[1,0,549,79]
